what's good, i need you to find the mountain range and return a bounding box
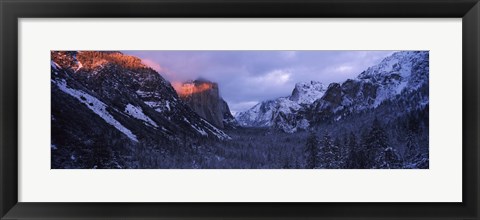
[236,51,429,133]
[51,50,428,168]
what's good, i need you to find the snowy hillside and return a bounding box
[356,51,429,107]
[51,51,230,168]
[311,51,429,119]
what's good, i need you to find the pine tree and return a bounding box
[403,130,429,168]
[346,132,358,168]
[404,131,419,163]
[337,136,348,168]
[346,132,369,169]
[282,155,292,169]
[368,118,389,150]
[319,132,340,168]
[378,147,402,169]
[366,117,389,168]
[333,137,342,168]
[304,132,319,169]
[363,117,403,168]
[359,129,373,168]
[294,157,300,169]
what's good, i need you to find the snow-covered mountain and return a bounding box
[236,81,326,133]
[51,51,230,168]
[289,81,328,104]
[311,51,428,122]
[236,51,429,133]
[52,51,230,140]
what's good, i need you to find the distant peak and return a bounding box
[173,79,218,97]
[294,80,324,88]
[357,51,428,80]
[290,80,327,104]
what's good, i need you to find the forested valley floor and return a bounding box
[119,118,428,169]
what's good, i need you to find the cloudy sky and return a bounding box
[123,51,396,114]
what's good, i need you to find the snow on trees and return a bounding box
[319,132,341,169]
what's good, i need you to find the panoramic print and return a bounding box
[51,50,429,169]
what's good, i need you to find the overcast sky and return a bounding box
[123,51,396,114]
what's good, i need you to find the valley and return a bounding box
[51,50,429,169]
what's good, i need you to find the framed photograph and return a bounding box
[1,0,479,219]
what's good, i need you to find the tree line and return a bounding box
[304,117,428,169]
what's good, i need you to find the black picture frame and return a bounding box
[1,0,479,219]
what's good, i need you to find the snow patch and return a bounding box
[165,101,171,111]
[124,104,158,128]
[53,79,138,142]
[335,115,342,121]
[51,61,61,71]
[183,117,208,136]
[200,118,231,140]
[144,100,172,113]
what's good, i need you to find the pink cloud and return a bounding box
[141,58,178,80]
[142,59,163,72]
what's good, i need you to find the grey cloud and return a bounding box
[123,50,396,113]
